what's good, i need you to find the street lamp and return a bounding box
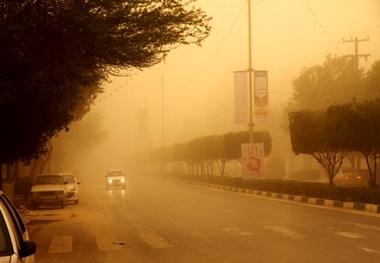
[247,0,254,143]
[160,66,181,148]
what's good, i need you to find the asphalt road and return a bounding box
[26,173,380,263]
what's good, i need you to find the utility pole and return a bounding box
[342,37,370,70]
[342,37,370,170]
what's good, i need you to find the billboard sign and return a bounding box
[241,143,265,179]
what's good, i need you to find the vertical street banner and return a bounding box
[254,70,268,123]
[241,143,265,179]
[234,71,248,124]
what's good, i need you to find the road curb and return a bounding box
[175,179,380,214]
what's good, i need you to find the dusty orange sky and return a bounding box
[70,0,380,172]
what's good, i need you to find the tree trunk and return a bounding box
[216,158,226,177]
[12,160,20,180]
[30,160,37,176]
[6,163,13,180]
[39,141,54,174]
[363,153,376,188]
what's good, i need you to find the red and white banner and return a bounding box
[241,143,265,179]
[254,71,268,124]
[234,71,248,124]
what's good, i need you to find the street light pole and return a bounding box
[161,73,164,148]
[160,66,181,148]
[247,0,254,143]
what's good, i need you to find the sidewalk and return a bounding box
[18,205,73,225]
[17,205,73,238]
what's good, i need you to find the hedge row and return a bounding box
[165,173,380,205]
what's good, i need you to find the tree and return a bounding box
[282,56,378,171]
[339,99,380,188]
[282,55,366,133]
[0,0,211,165]
[364,60,380,98]
[289,109,347,185]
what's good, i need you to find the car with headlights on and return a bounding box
[0,190,36,262]
[105,169,126,189]
[62,172,80,204]
[30,173,67,209]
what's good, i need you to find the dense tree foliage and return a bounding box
[364,60,380,98]
[283,56,380,175]
[330,99,380,188]
[289,109,347,185]
[290,99,380,187]
[171,130,272,176]
[173,135,224,176]
[0,0,211,164]
[282,55,375,133]
[223,130,272,162]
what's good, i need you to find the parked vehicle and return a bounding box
[30,173,68,209]
[286,169,328,183]
[62,172,80,204]
[0,190,36,262]
[334,169,367,187]
[105,169,126,189]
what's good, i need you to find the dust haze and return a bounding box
[59,0,380,178]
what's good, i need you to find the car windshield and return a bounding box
[63,176,75,184]
[107,171,123,177]
[34,175,62,185]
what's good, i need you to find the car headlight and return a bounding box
[108,179,112,183]
[70,186,77,191]
[121,179,125,183]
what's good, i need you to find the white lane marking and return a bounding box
[335,232,364,238]
[95,234,123,251]
[177,195,237,215]
[326,227,364,238]
[346,223,380,231]
[264,226,306,240]
[48,236,72,253]
[221,228,256,237]
[177,195,236,214]
[223,209,237,215]
[358,247,380,254]
[190,230,209,239]
[138,233,174,248]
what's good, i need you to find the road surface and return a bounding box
[27,173,380,263]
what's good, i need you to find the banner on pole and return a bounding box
[254,71,268,124]
[234,71,248,124]
[241,143,265,179]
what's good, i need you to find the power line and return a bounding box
[179,1,247,89]
[343,23,380,39]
